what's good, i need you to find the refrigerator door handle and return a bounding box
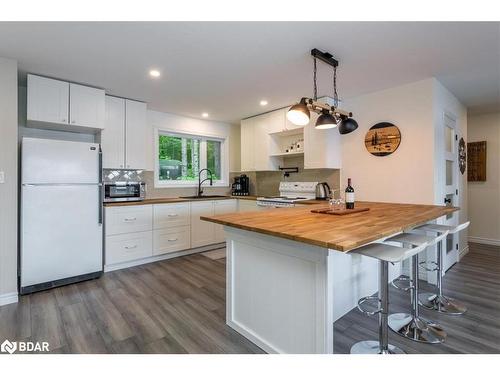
[98,146,103,225]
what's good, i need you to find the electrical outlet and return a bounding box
[0,171,5,184]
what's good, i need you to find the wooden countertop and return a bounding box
[103,195,259,207]
[103,196,327,207]
[201,201,458,252]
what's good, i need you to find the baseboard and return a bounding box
[104,243,226,272]
[459,245,469,261]
[0,292,18,306]
[468,236,500,247]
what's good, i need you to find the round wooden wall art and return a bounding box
[364,122,401,157]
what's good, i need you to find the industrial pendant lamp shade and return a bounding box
[315,110,338,129]
[286,99,310,126]
[338,117,359,135]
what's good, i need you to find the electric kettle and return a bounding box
[315,182,331,200]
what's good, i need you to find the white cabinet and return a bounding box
[153,226,191,256]
[125,100,148,169]
[240,113,280,172]
[101,96,148,170]
[154,202,190,229]
[106,231,153,265]
[102,96,126,168]
[214,199,238,242]
[303,111,342,169]
[105,205,153,236]
[238,199,262,212]
[190,200,217,248]
[69,83,105,128]
[27,74,104,131]
[27,74,69,125]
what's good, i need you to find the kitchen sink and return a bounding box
[180,195,228,199]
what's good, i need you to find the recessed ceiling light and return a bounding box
[260,100,268,106]
[149,69,161,78]
[202,113,209,118]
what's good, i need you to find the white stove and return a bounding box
[257,181,318,207]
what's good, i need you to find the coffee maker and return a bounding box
[232,174,250,196]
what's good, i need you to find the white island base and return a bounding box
[224,227,402,354]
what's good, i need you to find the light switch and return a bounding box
[0,171,5,184]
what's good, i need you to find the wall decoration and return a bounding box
[364,122,401,156]
[467,141,487,181]
[458,137,466,175]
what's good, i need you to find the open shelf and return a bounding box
[270,151,304,158]
[268,127,304,137]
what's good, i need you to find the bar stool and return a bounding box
[415,222,470,315]
[350,241,428,354]
[385,231,449,344]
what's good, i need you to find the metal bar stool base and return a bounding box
[350,340,405,354]
[388,313,446,344]
[419,292,467,315]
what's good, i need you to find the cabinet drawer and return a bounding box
[154,203,190,229]
[153,226,191,256]
[105,231,152,265]
[105,205,152,235]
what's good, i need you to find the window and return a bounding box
[155,130,227,187]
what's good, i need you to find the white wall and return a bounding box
[467,111,500,245]
[0,57,18,305]
[342,78,436,204]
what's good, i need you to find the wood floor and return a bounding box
[0,242,498,354]
[334,242,500,354]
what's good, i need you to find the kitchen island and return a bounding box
[201,201,457,354]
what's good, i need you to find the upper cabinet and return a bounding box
[27,74,69,126]
[125,100,148,170]
[27,74,105,132]
[69,83,105,128]
[101,96,149,170]
[240,105,341,171]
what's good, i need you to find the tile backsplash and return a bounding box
[135,168,339,199]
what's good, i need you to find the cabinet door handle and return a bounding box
[123,217,137,222]
[62,119,66,122]
[167,238,178,242]
[167,214,178,217]
[124,244,137,249]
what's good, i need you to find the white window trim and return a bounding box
[154,127,229,188]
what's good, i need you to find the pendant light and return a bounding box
[287,48,358,135]
[286,98,310,126]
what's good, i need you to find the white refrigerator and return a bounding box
[21,137,103,294]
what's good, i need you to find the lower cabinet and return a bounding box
[214,199,238,242]
[105,198,242,268]
[153,226,191,255]
[105,230,153,265]
[190,200,217,248]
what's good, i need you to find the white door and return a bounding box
[69,83,105,129]
[441,112,459,272]
[190,201,216,248]
[27,74,69,125]
[21,184,103,287]
[214,199,238,242]
[22,138,100,184]
[125,99,148,169]
[102,96,126,169]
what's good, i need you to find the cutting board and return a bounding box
[311,207,370,216]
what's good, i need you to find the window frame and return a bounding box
[154,127,229,188]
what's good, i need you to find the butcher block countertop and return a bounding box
[201,201,458,252]
[103,195,259,207]
[103,196,327,207]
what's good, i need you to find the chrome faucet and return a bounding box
[198,168,214,197]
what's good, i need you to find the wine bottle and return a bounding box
[345,178,355,209]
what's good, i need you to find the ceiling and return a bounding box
[0,22,498,123]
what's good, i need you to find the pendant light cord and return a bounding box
[313,57,318,101]
[333,66,339,108]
